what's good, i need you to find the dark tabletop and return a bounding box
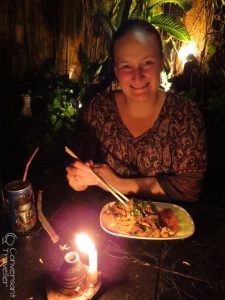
[1,171,225,300]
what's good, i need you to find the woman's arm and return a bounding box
[92,163,167,200]
[124,173,205,202]
[114,176,168,200]
[66,158,205,202]
[92,164,205,202]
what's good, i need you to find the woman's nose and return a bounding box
[131,67,144,81]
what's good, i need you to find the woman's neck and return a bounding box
[114,89,166,138]
[118,89,166,119]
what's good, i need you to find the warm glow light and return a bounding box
[178,42,197,65]
[69,64,75,79]
[75,233,98,285]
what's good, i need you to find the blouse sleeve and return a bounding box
[156,101,207,202]
[156,172,205,202]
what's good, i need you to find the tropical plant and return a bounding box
[47,45,109,134]
[94,0,191,45]
[130,0,191,40]
[47,76,79,133]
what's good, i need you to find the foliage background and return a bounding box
[0,0,224,204]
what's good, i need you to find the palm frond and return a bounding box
[93,13,115,39]
[148,0,192,11]
[128,0,144,19]
[111,0,127,29]
[151,14,190,41]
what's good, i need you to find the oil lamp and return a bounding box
[47,248,101,299]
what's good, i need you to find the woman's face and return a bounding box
[113,30,164,102]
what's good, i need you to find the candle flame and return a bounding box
[76,233,95,254]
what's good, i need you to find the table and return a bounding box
[1,171,225,300]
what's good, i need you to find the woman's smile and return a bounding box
[130,82,150,90]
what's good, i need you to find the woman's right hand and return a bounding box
[66,160,98,191]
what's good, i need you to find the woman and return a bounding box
[66,19,207,202]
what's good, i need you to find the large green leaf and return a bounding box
[111,0,127,29]
[151,14,190,41]
[148,0,192,11]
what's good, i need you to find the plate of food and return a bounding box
[100,199,195,240]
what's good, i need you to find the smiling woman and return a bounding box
[112,21,164,106]
[66,19,207,203]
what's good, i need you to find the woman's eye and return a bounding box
[142,61,153,67]
[120,64,132,71]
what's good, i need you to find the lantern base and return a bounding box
[46,272,102,300]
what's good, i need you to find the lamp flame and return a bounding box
[76,233,95,254]
[75,233,98,285]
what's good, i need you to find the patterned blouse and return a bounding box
[73,91,207,202]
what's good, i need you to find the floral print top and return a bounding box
[74,91,207,202]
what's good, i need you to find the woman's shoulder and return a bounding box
[88,91,114,107]
[82,90,116,121]
[165,90,202,116]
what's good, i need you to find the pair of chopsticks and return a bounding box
[65,146,129,207]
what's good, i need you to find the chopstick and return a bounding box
[37,190,59,244]
[65,146,129,207]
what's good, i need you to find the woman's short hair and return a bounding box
[110,19,163,63]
